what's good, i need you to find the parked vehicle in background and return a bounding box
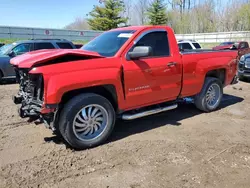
[178,40,202,51]
[0,39,76,82]
[213,41,249,50]
[238,54,250,80]
[213,42,235,50]
[213,41,250,60]
[74,44,83,49]
[0,43,4,48]
[12,26,238,150]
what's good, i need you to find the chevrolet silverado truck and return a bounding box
[11,26,238,149]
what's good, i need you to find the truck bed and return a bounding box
[181,48,234,54]
[180,49,238,98]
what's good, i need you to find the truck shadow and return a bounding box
[44,94,244,149]
[108,94,244,143]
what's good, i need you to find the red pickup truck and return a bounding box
[11,26,238,149]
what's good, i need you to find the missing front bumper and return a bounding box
[13,95,58,131]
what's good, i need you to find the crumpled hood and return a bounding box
[10,49,104,68]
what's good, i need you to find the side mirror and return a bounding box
[128,46,152,60]
[8,50,16,57]
[230,45,237,50]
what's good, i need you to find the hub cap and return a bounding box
[73,104,108,141]
[206,83,221,108]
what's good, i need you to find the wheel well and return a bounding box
[61,85,118,112]
[206,69,226,85]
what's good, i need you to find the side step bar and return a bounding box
[122,104,178,120]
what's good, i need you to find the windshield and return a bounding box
[219,42,234,46]
[82,30,135,57]
[0,44,14,55]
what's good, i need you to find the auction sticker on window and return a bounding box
[117,33,133,38]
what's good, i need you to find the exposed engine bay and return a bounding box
[12,67,57,131]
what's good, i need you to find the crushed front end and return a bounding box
[13,67,57,131]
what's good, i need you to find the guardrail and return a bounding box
[1,26,250,43]
[0,26,102,41]
[176,31,250,43]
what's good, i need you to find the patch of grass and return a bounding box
[200,43,220,49]
[0,38,22,44]
[72,40,88,44]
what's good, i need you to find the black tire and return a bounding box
[194,77,223,112]
[58,93,116,150]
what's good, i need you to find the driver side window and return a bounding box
[134,31,170,57]
[12,43,31,56]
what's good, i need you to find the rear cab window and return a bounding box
[34,42,55,50]
[56,42,74,49]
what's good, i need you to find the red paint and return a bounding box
[11,26,238,113]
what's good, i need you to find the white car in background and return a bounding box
[178,40,202,51]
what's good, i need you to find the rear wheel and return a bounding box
[58,93,116,150]
[194,77,223,112]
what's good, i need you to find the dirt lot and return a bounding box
[0,81,250,188]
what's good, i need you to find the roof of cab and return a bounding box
[110,25,172,32]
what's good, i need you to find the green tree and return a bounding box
[88,0,128,31]
[147,0,168,25]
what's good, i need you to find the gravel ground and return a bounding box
[0,81,250,188]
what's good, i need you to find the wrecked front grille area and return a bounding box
[14,68,44,118]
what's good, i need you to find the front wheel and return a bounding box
[194,77,223,112]
[58,93,116,150]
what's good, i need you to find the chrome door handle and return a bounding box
[167,62,177,67]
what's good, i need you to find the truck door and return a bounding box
[121,29,182,109]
